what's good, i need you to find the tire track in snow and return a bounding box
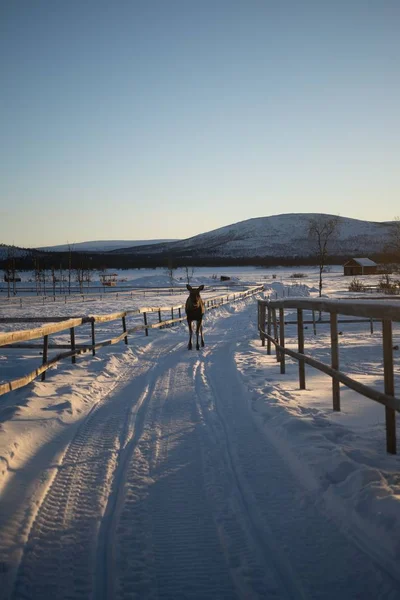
[193,356,295,599]
[94,380,152,600]
[94,343,187,599]
[201,340,400,599]
[110,352,239,600]
[10,343,169,600]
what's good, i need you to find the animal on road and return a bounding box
[185,284,205,350]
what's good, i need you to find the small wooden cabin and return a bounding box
[100,273,118,287]
[343,258,378,276]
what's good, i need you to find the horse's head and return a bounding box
[186,284,204,309]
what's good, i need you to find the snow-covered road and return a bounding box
[1,291,400,599]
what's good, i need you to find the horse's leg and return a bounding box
[200,320,205,347]
[195,320,200,350]
[188,320,193,350]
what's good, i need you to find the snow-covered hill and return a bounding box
[114,214,395,259]
[3,214,396,262]
[38,239,178,252]
[0,245,32,260]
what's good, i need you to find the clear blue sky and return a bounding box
[1,0,399,247]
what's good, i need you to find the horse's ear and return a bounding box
[198,285,204,291]
[186,284,192,291]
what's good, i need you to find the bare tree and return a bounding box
[386,217,400,266]
[84,265,92,290]
[51,266,57,298]
[67,243,74,295]
[308,215,340,297]
[34,258,42,295]
[74,259,93,292]
[166,256,175,288]
[42,268,48,296]
[3,247,13,298]
[184,265,195,285]
[59,263,64,294]
[75,263,85,293]
[98,265,108,289]
[3,264,11,298]
[3,246,21,296]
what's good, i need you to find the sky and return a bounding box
[1,0,399,247]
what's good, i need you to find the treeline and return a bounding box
[0,249,396,271]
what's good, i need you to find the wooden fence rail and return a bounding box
[258,297,400,455]
[0,284,247,307]
[0,285,263,397]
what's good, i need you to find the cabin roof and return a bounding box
[344,258,377,267]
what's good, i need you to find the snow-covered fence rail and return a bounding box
[278,313,379,336]
[0,284,248,307]
[258,298,400,455]
[0,288,180,308]
[0,285,263,397]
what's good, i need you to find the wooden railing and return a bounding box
[0,284,248,306]
[0,285,263,397]
[258,297,400,454]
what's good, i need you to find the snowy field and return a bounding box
[0,265,399,599]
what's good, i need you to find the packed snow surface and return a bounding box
[0,266,399,599]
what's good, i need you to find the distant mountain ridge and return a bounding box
[110,214,395,259]
[38,239,178,252]
[2,214,396,264]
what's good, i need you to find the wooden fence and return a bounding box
[0,284,248,307]
[0,285,263,397]
[257,297,400,455]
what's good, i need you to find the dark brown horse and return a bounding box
[185,284,205,350]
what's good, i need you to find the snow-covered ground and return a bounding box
[0,265,399,599]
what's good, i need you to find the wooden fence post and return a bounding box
[267,306,272,355]
[91,320,96,356]
[70,327,76,364]
[260,302,266,347]
[330,312,340,411]
[41,334,49,381]
[383,319,396,454]
[297,309,305,389]
[272,308,279,362]
[279,307,285,374]
[178,307,181,318]
[143,312,148,336]
[312,310,316,335]
[122,316,128,345]
[158,309,162,323]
